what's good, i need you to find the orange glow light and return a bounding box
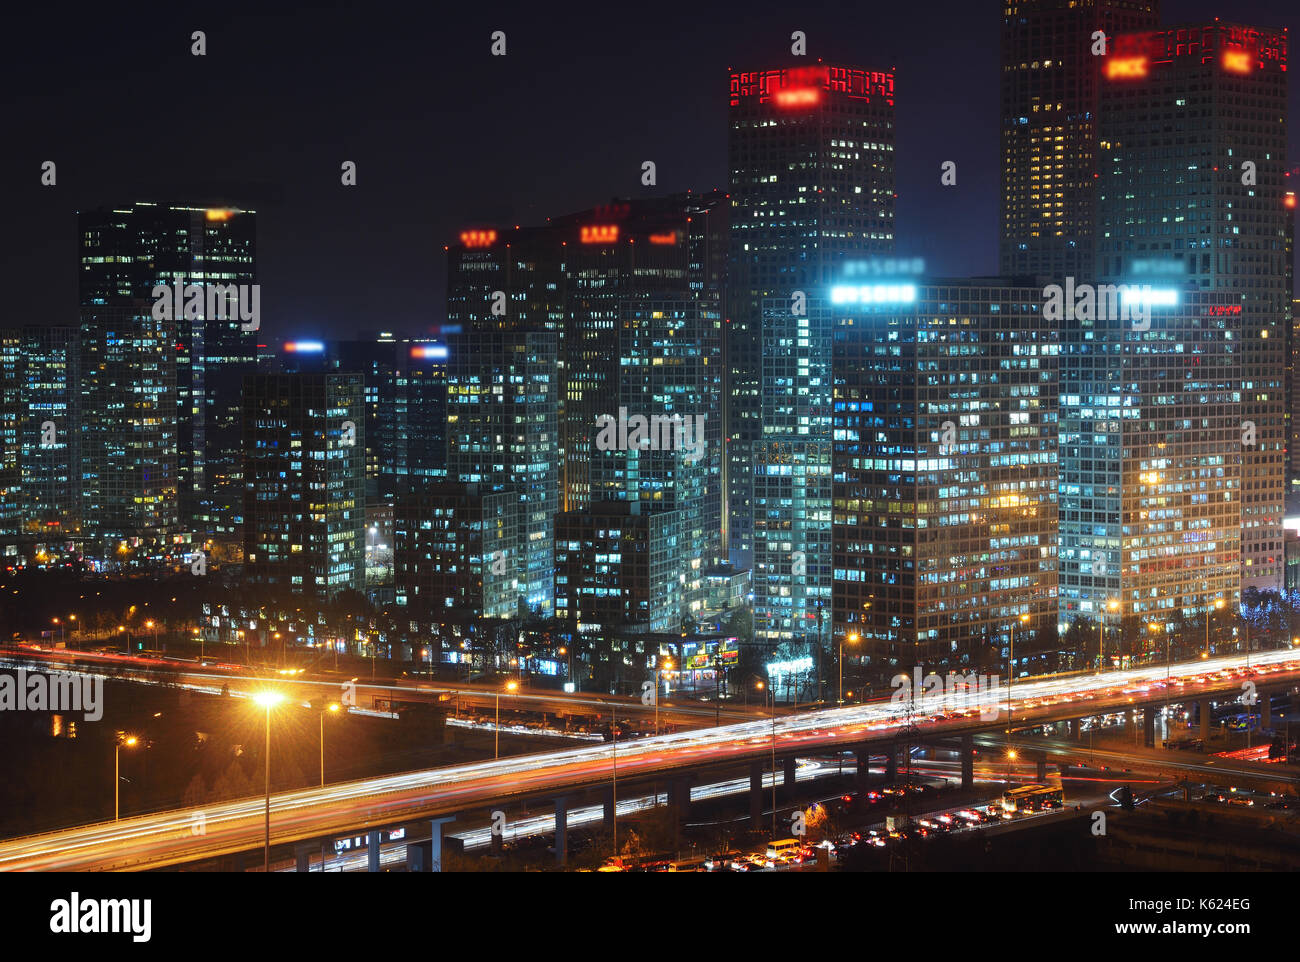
[1222,50,1252,74]
[1106,57,1148,79]
[205,209,232,221]
[1285,193,1296,210]
[460,229,497,248]
[648,231,677,245]
[775,87,821,107]
[580,225,619,244]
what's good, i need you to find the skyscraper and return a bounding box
[728,63,897,566]
[445,329,559,617]
[752,295,833,684]
[831,279,1060,685]
[242,373,366,599]
[999,0,1160,279]
[1093,23,1289,607]
[78,203,257,551]
[18,327,80,550]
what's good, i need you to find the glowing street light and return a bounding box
[320,703,341,787]
[114,735,139,821]
[253,691,286,871]
[840,633,859,706]
[495,680,519,760]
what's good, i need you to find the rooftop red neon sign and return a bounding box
[775,87,821,107]
[460,230,497,248]
[648,231,678,245]
[580,225,619,244]
[1106,57,1149,79]
[1222,49,1252,73]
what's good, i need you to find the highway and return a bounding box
[0,643,762,728]
[0,647,1297,871]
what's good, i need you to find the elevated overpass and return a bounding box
[1,648,1297,871]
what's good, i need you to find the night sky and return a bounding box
[3,0,1297,341]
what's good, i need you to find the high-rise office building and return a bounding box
[78,202,257,547]
[832,279,1059,685]
[277,334,448,504]
[77,301,178,561]
[0,330,20,557]
[554,501,680,635]
[393,481,517,662]
[444,193,725,620]
[242,373,365,598]
[18,327,80,549]
[446,329,559,617]
[999,0,1160,278]
[1094,24,1289,605]
[727,64,896,565]
[752,295,833,681]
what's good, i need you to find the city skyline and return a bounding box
[1,0,1299,886]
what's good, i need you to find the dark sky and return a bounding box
[3,0,1296,341]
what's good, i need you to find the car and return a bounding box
[704,851,741,871]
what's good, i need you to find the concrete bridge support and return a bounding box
[295,843,315,873]
[1199,697,1212,741]
[1035,754,1047,782]
[854,746,872,788]
[366,830,382,872]
[1261,690,1272,728]
[783,755,798,789]
[1068,718,1080,741]
[555,796,568,866]
[750,762,764,828]
[885,745,897,783]
[1143,705,1156,749]
[960,735,974,789]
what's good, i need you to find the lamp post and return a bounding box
[1150,622,1167,743]
[1099,599,1119,673]
[1007,613,1030,759]
[192,627,203,663]
[118,625,128,655]
[1206,598,1224,658]
[114,735,138,820]
[654,659,673,735]
[320,703,340,787]
[68,614,77,650]
[495,680,518,760]
[840,633,858,705]
[253,692,285,872]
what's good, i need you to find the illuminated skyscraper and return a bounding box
[446,329,558,618]
[1085,24,1288,627]
[728,64,896,566]
[18,327,80,551]
[999,0,1160,278]
[242,373,365,598]
[78,203,257,549]
[831,279,1059,684]
[752,295,833,685]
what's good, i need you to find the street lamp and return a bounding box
[654,659,673,735]
[495,680,518,760]
[752,681,778,838]
[192,627,203,663]
[320,703,340,787]
[1099,599,1119,674]
[1007,613,1030,755]
[840,633,859,705]
[118,625,128,655]
[253,691,286,872]
[114,735,138,820]
[1206,598,1225,658]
